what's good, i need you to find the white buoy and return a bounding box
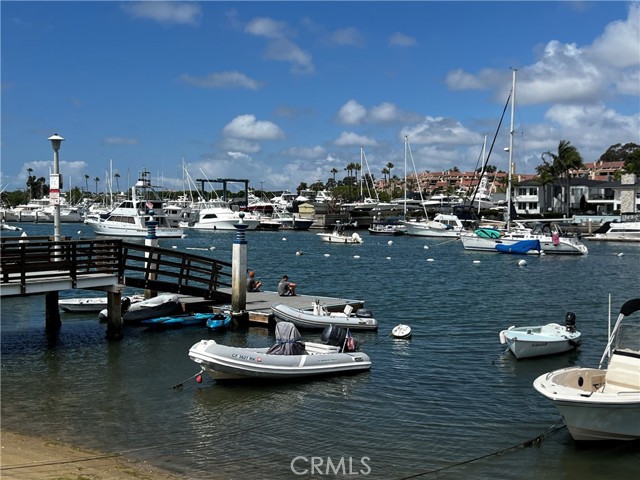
[391,324,412,339]
[426,258,435,262]
[353,255,360,259]
[518,259,527,267]
[324,253,330,257]
[386,256,391,260]
[473,260,481,264]
[77,230,82,235]
[296,251,303,256]
[172,245,178,249]
[209,246,216,250]
[617,252,624,257]
[387,240,393,246]
[423,245,429,250]
[282,237,287,241]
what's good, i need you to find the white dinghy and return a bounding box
[499,312,581,359]
[188,322,371,381]
[98,294,181,323]
[271,301,378,331]
[533,298,640,441]
[60,294,145,313]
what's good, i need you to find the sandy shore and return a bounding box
[0,430,185,480]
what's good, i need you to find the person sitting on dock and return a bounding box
[278,275,297,296]
[247,271,262,292]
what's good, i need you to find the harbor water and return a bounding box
[1,223,639,479]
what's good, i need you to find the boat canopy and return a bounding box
[266,322,306,355]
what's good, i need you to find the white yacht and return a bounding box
[593,221,640,242]
[402,213,465,238]
[185,199,260,231]
[85,170,184,238]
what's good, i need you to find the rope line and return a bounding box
[395,423,566,480]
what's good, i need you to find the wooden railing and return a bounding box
[0,237,232,301]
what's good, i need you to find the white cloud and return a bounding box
[283,145,326,159]
[103,137,138,145]
[337,100,368,125]
[389,32,417,47]
[245,17,289,38]
[222,115,285,141]
[179,71,262,90]
[219,137,261,153]
[264,38,314,75]
[401,117,482,146]
[370,102,402,123]
[121,1,202,26]
[327,27,365,47]
[334,132,378,147]
[586,3,640,69]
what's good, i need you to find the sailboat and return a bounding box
[459,70,588,255]
[399,137,465,238]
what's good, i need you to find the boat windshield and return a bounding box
[614,322,640,355]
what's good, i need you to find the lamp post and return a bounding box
[48,134,64,243]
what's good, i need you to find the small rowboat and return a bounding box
[499,312,581,359]
[391,324,412,339]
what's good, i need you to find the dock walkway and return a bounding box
[183,288,364,326]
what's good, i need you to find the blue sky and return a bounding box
[2,1,639,195]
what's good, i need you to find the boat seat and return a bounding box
[602,351,640,393]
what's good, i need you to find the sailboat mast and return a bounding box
[359,147,364,199]
[506,68,517,229]
[403,136,408,219]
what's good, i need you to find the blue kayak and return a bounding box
[142,312,219,329]
[206,312,232,331]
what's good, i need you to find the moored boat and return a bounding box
[592,221,640,242]
[141,312,226,329]
[271,301,378,331]
[317,223,363,244]
[499,312,581,359]
[98,294,181,323]
[533,298,640,441]
[60,293,145,313]
[188,322,371,381]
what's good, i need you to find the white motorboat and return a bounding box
[533,298,640,441]
[85,169,184,238]
[401,214,465,238]
[317,223,363,244]
[391,324,412,339]
[271,301,378,331]
[188,322,371,381]
[499,312,581,359]
[593,221,640,242]
[59,293,145,313]
[184,199,260,231]
[98,293,181,323]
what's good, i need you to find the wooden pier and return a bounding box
[0,235,364,335]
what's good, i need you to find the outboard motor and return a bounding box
[121,296,132,313]
[321,325,347,347]
[355,308,374,318]
[565,312,577,333]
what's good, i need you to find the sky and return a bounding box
[1,1,639,196]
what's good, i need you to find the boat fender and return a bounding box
[499,331,507,344]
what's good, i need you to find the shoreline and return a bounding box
[0,429,186,480]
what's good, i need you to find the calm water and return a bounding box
[1,223,639,479]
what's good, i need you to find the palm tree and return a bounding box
[94,176,100,194]
[386,162,394,192]
[84,174,90,193]
[330,167,338,181]
[535,161,555,215]
[114,173,121,193]
[381,167,389,185]
[26,168,33,199]
[353,163,361,192]
[541,140,584,217]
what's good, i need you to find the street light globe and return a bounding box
[48,134,65,151]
